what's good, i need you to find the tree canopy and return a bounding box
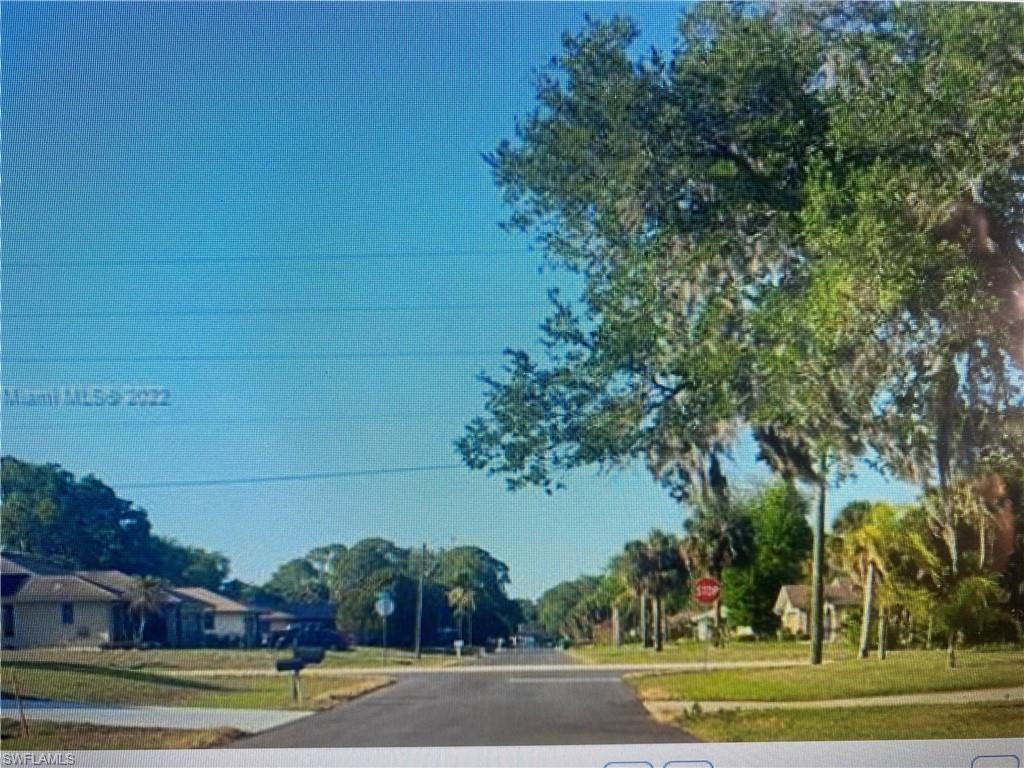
[328,538,521,646]
[722,483,813,634]
[457,3,1024,503]
[456,3,1023,663]
[537,575,605,640]
[1,456,230,590]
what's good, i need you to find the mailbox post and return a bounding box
[275,645,327,703]
[275,657,307,703]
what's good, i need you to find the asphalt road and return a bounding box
[236,648,692,747]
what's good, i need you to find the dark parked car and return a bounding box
[273,627,349,652]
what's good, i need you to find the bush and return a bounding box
[840,607,864,650]
[962,611,1022,644]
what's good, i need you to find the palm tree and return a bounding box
[602,558,630,647]
[447,586,476,645]
[644,530,688,652]
[906,483,1004,668]
[127,577,165,643]
[682,493,754,636]
[620,540,653,647]
[834,502,897,660]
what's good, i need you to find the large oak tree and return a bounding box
[458,4,1024,664]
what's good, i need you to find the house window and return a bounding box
[61,602,75,625]
[203,613,214,630]
[2,605,14,637]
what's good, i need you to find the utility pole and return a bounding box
[809,451,828,666]
[414,542,426,659]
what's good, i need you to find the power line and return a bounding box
[5,411,477,428]
[5,301,551,319]
[6,250,535,267]
[4,350,507,363]
[116,463,465,490]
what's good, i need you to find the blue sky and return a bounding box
[2,2,915,598]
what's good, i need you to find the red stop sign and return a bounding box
[693,576,721,605]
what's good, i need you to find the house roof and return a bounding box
[248,601,335,623]
[277,601,336,622]
[6,574,122,604]
[162,587,213,609]
[175,587,253,613]
[774,583,860,614]
[260,609,296,622]
[76,570,140,595]
[0,551,72,576]
[0,553,124,604]
[77,571,190,606]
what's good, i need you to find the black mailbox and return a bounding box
[293,646,325,665]
[276,658,306,673]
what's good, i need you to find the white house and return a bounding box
[1,552,128,648]
[176,586,260,647]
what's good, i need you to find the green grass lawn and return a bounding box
[629,648,1024,702]
[3,647,290,671]
[570,640,836,665]
[1,661,391,710]
[2,645,457,672]
[321,646,457,668]
[0,718,241,750]
[677,701,1024,742]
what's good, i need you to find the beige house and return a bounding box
[177,587,260,647]
[1,551,268,649]
[1,553,127,648]
[78,570,207,647]
[773,582,859,641]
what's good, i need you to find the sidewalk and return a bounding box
[0,698,313,733]
[643,685,1024,720]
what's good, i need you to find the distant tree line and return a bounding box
[533,471,1023,667]
[2,456,524,648]
[536,482,812,646]
[234,538,523,647]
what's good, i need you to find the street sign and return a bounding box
[375,592,395,618]
[693,576,721,605]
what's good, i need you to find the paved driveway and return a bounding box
[236,648,692,747]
